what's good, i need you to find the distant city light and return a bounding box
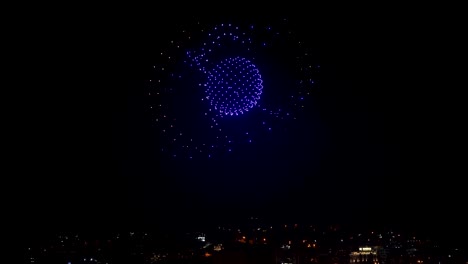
[23,223,466,263]
[196,235,205,242]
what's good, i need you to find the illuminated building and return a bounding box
[195,232,205,242]
[350,247,379,263]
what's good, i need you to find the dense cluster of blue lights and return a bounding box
[146,19,319,159]
[205,56,263,116]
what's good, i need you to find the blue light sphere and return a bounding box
[205,56,263,116]
[147,19,319,159]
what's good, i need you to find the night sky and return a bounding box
[21,10,465,246]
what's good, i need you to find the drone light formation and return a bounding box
[206,56,263,116]
[147,19,319,159]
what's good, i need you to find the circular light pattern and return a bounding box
[146,18,319,160]
[206,56,263,116]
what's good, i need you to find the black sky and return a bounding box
[20,10,465,246]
